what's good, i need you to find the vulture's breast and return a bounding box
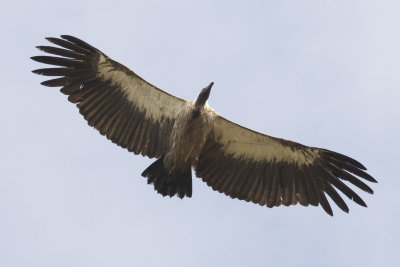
[166,102,217,169]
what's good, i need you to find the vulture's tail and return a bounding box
[141,156,192,198]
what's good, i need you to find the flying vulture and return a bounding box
[31,35,377,216]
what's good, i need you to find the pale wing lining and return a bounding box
[212,117,320,166]
[97,54,185,123]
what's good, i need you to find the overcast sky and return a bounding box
[1,0,399,266]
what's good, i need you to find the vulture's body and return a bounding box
[144,98,217,198]
[32,35,377,215]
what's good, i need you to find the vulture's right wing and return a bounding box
[32,35,186,158]
[195,116,377,215]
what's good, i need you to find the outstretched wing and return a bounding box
[32,35,186,158]
[195,116,377,215]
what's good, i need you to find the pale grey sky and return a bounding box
[1,0,399,266]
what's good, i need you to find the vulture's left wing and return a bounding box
[32,35,186,158]
[195,116,377,215]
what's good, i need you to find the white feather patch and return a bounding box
[96,55,185,122]
[212,117,319,167]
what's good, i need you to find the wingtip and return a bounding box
[353,196,368,207]
[40,80,48,86]
[342,206,349,214]
[323,206,334,216]
[359,165,367,171]
[370,177,378,183]
[30,56,40,62]
[60,34,72,39]
[356,162,367,171]
[355,199,367,208]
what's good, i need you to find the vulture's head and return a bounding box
[193,82,214,118]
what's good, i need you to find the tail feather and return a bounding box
[141,156,192,198]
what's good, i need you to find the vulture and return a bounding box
[31,35,377,216]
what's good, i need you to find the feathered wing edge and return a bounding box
[194,116,377,216]
[31,35,186,158]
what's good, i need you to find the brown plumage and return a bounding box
[32,35,377,216]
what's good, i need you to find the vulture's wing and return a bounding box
[195,116,377,215]
[32,35,186,158]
